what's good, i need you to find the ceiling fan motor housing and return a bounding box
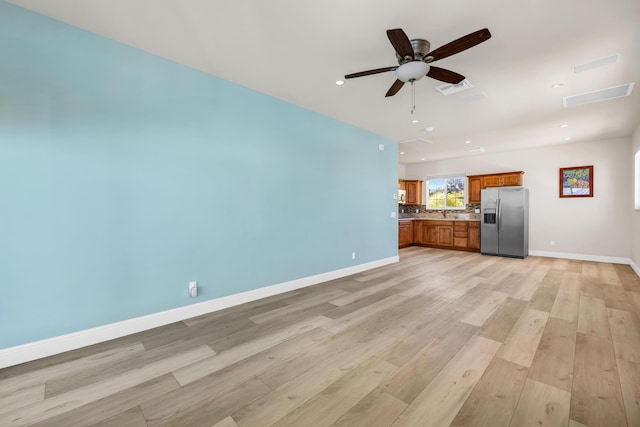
[395,39,431,64]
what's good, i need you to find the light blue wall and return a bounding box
[0,2,398,349]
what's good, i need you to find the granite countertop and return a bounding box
[398,217,480,222]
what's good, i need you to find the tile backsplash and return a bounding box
[399,204,481,220]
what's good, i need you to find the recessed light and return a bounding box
[425,126,434,132]
[412,119,419,123]
[421,158,425,161]
[465,140,471,144]
[563,137,571,141]
[335,80,344,86]
[560,124,569,128]
[552,83,565,88]
[400,151,405,155]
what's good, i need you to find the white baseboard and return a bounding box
[631,258,640,278]
[0,256,399,369]
[529,250,631,265]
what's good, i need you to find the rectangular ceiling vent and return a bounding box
[563,82,634,108]
[435,79,473,96]
[573,54,620,74]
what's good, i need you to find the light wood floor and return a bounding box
[2,247,640,427]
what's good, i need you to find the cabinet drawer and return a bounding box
[453,237,468,247]
[454,231,468,238]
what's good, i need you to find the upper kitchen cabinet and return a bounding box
[468,176,483,204]
[467,172,524,204]
[404,180,423,205]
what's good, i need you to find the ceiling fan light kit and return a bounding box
[396,61,429,82]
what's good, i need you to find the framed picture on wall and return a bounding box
[559,165,593,198]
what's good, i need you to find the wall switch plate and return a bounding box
[352,252,356,259]
[189,281,198,297]
[391,212,396,218]
[378,144,385,151]
[393,193,397,200]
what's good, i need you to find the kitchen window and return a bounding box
[427,176,466,209]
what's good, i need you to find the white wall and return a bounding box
[632,125,640,272]
[398,163,406,180]
[405,138,632,261]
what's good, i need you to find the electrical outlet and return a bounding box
[391,212,396,218]
[416,209,419,213]
[352,252,356,260]
[550,241,555,247]
[189,281,198,298]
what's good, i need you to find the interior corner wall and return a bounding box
[0,2,398,349]
[398,164,407,180]
[404,137,632,260]
[632,124,640,271]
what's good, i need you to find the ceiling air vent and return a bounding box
[435,79,473,96]
[573,54,620,74]
[563,83,634,107]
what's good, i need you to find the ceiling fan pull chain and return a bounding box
[411,81,416,115]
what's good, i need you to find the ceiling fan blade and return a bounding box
[385,79,405,97]
[426,66,465,84]
[344,66,398,79]
[386,28,414,60]
[427,28,491,62]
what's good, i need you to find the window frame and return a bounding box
[426,175,467,210]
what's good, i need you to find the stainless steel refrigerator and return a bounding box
[481,187,529,258]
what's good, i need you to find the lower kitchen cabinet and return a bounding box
[402,220,480,252]
[398,220,413,248]
[468,222,480,250]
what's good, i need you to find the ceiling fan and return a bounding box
[345,28,491,98]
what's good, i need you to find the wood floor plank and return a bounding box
[460,290,509,327]
[248,288,347,324]
[613,264,640,292]
[570,332,627,427]
[322,294,408,334]
[390,336,501,427]
[478,297,528,343]
[528,317,578,392]
[0,346,213,427]
[212,417,240,427]
[616,359,640,427]
[497,308,549,368]
[331,388,407,427]
[528,269,563,312]
[149,377,270,427]
[270,356,396,427]
[550,271,581,322]
[232,331,397,427]
[577,296,610,338]
[92,406,148,427]
[381,321,479,404]
[0,383,44,416]
[509,379,571,427]
[29,374,180,427]
[449,357,528,427]
[173,315,330,385]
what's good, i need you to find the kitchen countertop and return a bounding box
[398,217,480,222]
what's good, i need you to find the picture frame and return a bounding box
[559,165,593,198]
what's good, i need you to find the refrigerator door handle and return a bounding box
[497,198,502,231]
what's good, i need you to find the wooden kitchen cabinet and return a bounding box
[453,222,469,248]
[468,221,480,250]
[404,180,422,205]
[398,220,413,248]
[467,171,524,203]
[482,171,524,188]
[398,180,406,191]
[468,176,483,204]
[408,220,479,252]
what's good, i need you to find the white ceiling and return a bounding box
[8,0,640,164]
